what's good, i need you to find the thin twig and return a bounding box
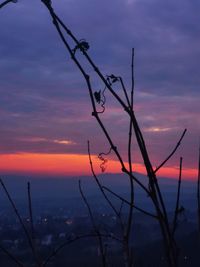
[27,182,42,266]
[0,244,25,267]
[172,157,183,235]
[0,0,14,9]
[79,180,107,267]
[43,233,122,267]
[154,129,187,173]
[53,12,128,111]
[103,186,158,219]
[79,180,99,231]
[0,178,41,266]
[131,48,135,106]
[197,142,200,234]
[119,200,124,216]
[27,182,35,240]
[125,48,135,246]
[88,141,121,218]
[119,77,131,107]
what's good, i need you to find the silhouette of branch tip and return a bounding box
[0,0,17,9]
[154,128,187,173]
[0,245,25,266]
[172,157,183,236]
[41,0,51,6]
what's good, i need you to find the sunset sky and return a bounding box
[0,0,199,179]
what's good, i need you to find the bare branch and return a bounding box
[197,142,200,234]
[79,180,98,230]
[131,48,135,107]
[0,244,24,267]
[79,180,107,267]
[39,3,183,265]
[88,141,120,217]
[122,168,150,196]
[0,0,16,9]
[103,186,158,219]
[43,233,122,267]
[56,17,128,110]
[41,2,133,183]
[119,200,124,216]
[154,129,187,173]
[27,182,42,266]
[27,182,35,240]
[172,157,183,235]
[42,3,128,111]
[125,48,135,242]
[41,0,152,200]
[119,77,131,107]
[129,111,175,235]
[0,178,41,267]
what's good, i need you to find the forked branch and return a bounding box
[102,185,158,219]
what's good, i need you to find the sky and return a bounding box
[0,0,199,179]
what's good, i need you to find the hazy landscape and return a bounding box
[0,173,199,266]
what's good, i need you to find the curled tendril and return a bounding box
[94,85,107,114]
[98,147,112,173]
[72,39,89,54]
[93,73,119,113]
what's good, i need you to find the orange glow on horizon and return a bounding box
[0,153,197,180]
[0,153,121,176]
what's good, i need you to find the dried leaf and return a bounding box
[94,91,101,104]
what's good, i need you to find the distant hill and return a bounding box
[0,173,196,209]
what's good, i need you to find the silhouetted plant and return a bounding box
[39,1,188,266]
[0,1,196,267]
